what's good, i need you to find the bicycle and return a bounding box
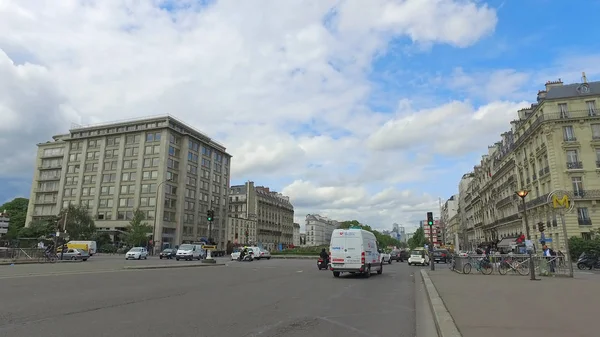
[497,256,529,276]
[38,252,58,263]
[448,255,456,271]
[462,256,493,275]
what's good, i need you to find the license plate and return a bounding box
[333,264,343,267]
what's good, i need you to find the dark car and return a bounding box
[432,249,449,263]
[159,248,177,259]
[390,249,408,262]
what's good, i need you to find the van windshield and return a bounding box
[179,244,194,250]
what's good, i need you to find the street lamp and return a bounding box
[515,189,538,281]
[152,178,172,255]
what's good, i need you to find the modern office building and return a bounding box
[454,75,600,252]
[25,115,232,250]
[227,181,294,250]
[305,214,339,246]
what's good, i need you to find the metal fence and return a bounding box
[0,248,46,260]
[448,254,570,277]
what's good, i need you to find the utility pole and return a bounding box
[60,208,69,261]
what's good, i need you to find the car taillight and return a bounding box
[361,251,365,264]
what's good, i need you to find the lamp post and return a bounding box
[152,178,172,255]
[516,189,538,281]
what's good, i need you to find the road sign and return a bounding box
[202,245,217,250]
[539,238,552,243]
[547,190,575,212]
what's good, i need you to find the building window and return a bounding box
[591,124,600,140]
[572,177,584,197]
[587,101,597,116]
[577,207,591,226]
[558,103,569,118]
[563,126,575,141]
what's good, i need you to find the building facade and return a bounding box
[293,223,300,246]
[25,115,232,250]
[0,211,9,237]
[305,214,339,246]
[440,195,458,245]
[226,182,294,250]
[455,76,600,252]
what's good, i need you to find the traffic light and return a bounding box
[207,210,214,222]
[427,212,434,226]
[538,222,545,233]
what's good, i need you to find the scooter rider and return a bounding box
[239,247,249,260]
[320,248,329,263]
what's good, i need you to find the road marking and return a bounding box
[318,317,381,337]
[296,270,303,273]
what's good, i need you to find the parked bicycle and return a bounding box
[462,256,493,275]
[497,256,529,275]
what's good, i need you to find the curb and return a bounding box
[269,255,317,259]
[123,263,225,270]
[0,260,83,266]
[420,269,462,337]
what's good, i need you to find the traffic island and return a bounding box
[123,262,224,270]
[0,259,84,265]
[201,259,216,264]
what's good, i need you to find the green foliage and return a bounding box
[408,227,428,250]
[59,204,96,240]
[568,236,600,259]
[18,219,54,239]
[99,244,118,254]
[338,220,403,248]
[125,209,152,247]
[92,232,112,247]
[0,198,29,240]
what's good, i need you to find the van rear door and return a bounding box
[330,234,362,268]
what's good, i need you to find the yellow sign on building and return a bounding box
[552,195,570,209]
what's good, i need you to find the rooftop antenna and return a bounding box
[582,72,588,84]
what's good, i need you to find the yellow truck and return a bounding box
[57,243,89,253]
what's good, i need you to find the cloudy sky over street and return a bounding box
[1,0,599,232]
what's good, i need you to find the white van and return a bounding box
[176,244,204,261]
[329,228,383,278]
[67,240,97,255]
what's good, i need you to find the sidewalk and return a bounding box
[425,269,597,337]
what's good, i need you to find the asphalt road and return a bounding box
[0,257,433,337]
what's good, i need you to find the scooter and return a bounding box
[237,252,254,262]
[317,258,329,270]
[577,252,600,270]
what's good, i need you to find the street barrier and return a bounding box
[449,254,570,277]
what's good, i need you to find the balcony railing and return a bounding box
[563,136,577,142]
[578,218,592,226]
[567,161,583,170]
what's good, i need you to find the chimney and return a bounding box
[545,79,563,92]
[582,72,588,84]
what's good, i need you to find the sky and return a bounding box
[1,0,600,233]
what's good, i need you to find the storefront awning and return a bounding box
[497,237,518,248]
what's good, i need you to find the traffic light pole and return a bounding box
[559,211,574,278]
[429,224,435,271]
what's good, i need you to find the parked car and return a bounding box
[390,249,408,262]
[59,248,89,261]
[432,249,449,263]
[126,247,149,260]
[159,248,177,259]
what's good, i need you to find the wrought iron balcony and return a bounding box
[563,136,577,142]
[578,218,592,226]
[567,161,583,170]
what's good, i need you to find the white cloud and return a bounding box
[367,100,529,155]
[0,0,500,229]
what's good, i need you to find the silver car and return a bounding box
[59,248,90,261]
[126,247,149,260]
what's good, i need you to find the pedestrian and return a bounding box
[542,244,556,273]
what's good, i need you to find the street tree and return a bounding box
[408,227,427,250]
[58,204,97,240]
[0,197,29,240]
[125,209,152,247]
[338,220,402,248]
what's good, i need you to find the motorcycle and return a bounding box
[577,252,600,270]
[237,252,254,262]
[317,258,329,270]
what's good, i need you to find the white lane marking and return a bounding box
[318,317,382,337]
[296,270,303,273]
